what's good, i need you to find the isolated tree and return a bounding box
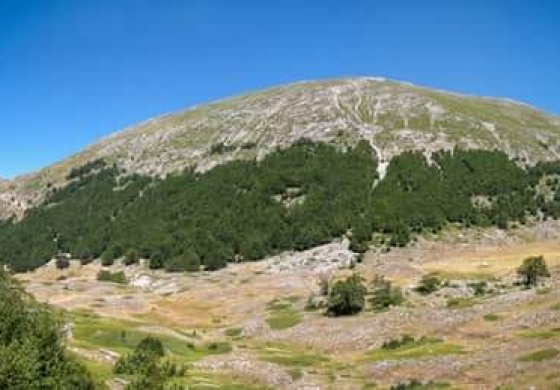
[97,270,126,284]
[517,256,550,287]
[327,274,367,316]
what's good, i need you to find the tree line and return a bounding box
[1,141,559,272]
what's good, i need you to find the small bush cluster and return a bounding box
[55,257,70,270]
[97,270,127,284]
[414,273,442,295]
[483,313,501,321]
[225,328,242,337]
[468,280,488,296]
[382,334,417,350]
[390,380,448,390]
[446,297,475,308]
[369,275,405,311]
[209,142,236,155]
[205,341,233,354]
[67,158,106,180]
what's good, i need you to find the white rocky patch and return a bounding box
[129,274,152,289]
[260,239,356,275]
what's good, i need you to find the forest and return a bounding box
[1,140,559,272]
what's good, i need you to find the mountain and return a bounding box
[7,77,560,390]
[2,77,560,219]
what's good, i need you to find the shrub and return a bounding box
[446,297,475,308]
[389,226,411,248]
[225,328,242,337]
[369,276,404,311]
[240,141,257,150]
[149,250,166,270]
[205,341,233,354]
[327,274,367,316]
[165,250,200,272]
[349,219,371,253]
[79,256,95,265]
[415,273,442,295]
[468,280,488,296]
[305,294,327,311]
[136,336,165,358]
[288,368,303,380]
[100,256,114,266]
[382,334,416,350]
[318,273,332,296]
[349,238,369,254]
[114,336,186,387]
[390,380,448,390]
[123,249,139,266]
[517,256,550,287]
[97,270,127,284]
[67,159,106,180]
[483,313,501,321]
[101,245,123,266]
[210,142,236,155]
[55,257,70,270]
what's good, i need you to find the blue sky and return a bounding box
[1,0,559,178]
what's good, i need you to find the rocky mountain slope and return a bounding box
[2,77,560,219]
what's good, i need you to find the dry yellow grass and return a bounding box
[420,240,560,277]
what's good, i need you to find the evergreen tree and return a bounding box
[0,270,95,389]
[327,274,367,316]
[517,256,550,287]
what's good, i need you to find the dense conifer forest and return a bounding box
[1,140,560,272]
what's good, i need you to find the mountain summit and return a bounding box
[2,77,560,218]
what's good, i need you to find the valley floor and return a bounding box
[18,221,560,389]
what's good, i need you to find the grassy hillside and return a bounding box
[17,227,560,389]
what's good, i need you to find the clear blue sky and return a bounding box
[1,0,559,178]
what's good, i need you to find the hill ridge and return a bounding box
[1,76,560,219]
